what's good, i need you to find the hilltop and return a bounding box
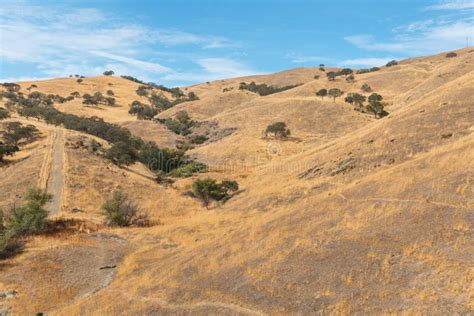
[0,47,472,315]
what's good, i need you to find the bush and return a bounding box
[0,143,19,162]
[138,142,186,173]
[102,191,148,227]
[2,83,20,93]
[0,107,10,120]
[192,178,239,208]
[105,141,139,166]
[103,70,115,76]
[265,122,291,138]
[446,52,457,58]
[7,188,51,236]
[345,74,355,82]
[77,78,83,84]
[361,83,372,92]
[168,162,208,177]
[314,74,320,79]
[159,111,194,135]
[106,90,114,96]
[386,60,398,67]
[190,134,209,144]
[326,72,336,81]
[328,88,344,102]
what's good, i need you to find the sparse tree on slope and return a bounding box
[328,88,343,102]
[316,89,328,99]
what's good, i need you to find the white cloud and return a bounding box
[0,1,243,84]
[339,57,397,68]
[345,19,474,55]
[198,58,260,77]
[90,51,172,73]
[161,58,261,84]
[426,0,474,10]
[153,30,238,48]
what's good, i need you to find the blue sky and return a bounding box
[0,0,473,86]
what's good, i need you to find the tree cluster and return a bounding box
[386,60,398,67]
[239,81,301,96]
[344,92,389,118]
[82,92,115,106]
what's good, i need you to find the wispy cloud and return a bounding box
[425,0,474,10]
[345,19,473,55]
[339,57,398,68]
[162,58,262,84]
[153,29,239,49]
[0,1,250,84]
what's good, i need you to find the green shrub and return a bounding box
[361,83,372,92]
[103,70,114,76]
[446,52,457,58]
[192,178,239,208]
[102,191,148,227]
[190,134,209,144]
[7,188,51,236]
[105,141,139,166]
[0,107,10,120]
[0,143,19,162]
[265,122,290,138]
[168,162,208,177]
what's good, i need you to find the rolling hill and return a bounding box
[0,47,472,315]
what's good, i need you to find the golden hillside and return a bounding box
[0,47,472,315]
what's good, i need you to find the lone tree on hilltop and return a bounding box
[316,88,327,99]
[328,88,343,102]
[265,122,291,138]
[103,70,115,76]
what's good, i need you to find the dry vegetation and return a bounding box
[0,47,473,315]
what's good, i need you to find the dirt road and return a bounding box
[45,128,65,215]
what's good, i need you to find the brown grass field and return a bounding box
[0,47,473,315]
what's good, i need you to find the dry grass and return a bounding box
[0,47,473,314]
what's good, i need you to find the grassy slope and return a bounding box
[0,47,472,314]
